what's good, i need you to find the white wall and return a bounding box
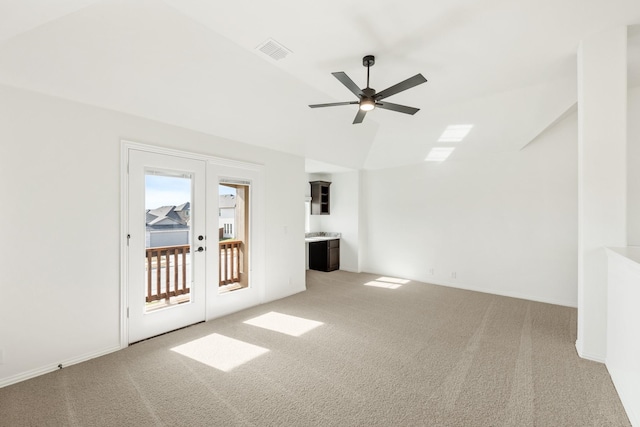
[576,27,627,362]
[606,248,640,426]
[360,111,578,306]
[0,84,306,387]
[610,85,640,427]
[306,172,361,272]
[627,86,640,245]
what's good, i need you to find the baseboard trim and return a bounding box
[0,345,121,389]
[410,277,577,308]
[264,285,306,304]
[575,341,606,363]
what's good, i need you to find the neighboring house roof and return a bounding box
[145,211,157,224]
[146,204,189,229]
[147,196,234,229]
[175,202,190,211]
[147,205,178,219]
[174,202,190,223]
[148,216,184,227]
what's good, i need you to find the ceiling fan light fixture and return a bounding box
[360,98,375,111]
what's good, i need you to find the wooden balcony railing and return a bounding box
[145,245,191,303]
[219,239,242,286]
[145,240,242,302]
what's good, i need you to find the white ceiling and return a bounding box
[305,158,354,175]
[1,0,639,172]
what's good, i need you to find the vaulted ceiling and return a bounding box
[1,0,639,171]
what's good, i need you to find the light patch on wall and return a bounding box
[244,312,323,337]
[171,333,269,372]
[438,124,473,142]
[425,147,455,162]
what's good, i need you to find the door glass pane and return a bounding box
[218,182,250,293]
[144,172,192,312]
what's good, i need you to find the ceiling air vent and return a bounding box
[256,38,292,61]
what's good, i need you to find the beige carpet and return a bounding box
[0,271,630,426]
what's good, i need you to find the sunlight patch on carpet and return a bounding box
[244,311,323,337]
[377,276,410,284]
[365,281,402,289]
[364,276,410,289]
[171,333,269,372]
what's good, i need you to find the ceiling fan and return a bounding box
[309,55,427,124]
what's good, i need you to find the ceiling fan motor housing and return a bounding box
[363,55,375,67]
[362,87,376,98]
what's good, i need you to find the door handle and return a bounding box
[196,246,205,252]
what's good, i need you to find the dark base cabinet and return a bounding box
[309,239,340,272]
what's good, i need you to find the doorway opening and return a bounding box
[218,181,250,294]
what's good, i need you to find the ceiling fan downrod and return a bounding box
[363,55,375,89]
[359,55,377,111]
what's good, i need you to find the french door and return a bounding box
[127,150,206,343]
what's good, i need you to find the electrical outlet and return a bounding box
[429,268,434,275]
[451,272,457,279]
[0,349,4,365]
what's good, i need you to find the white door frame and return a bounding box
[206,162,266,320]
[120,141,265,348]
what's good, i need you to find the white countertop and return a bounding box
[305,232,341,243]
[305,236,339,243]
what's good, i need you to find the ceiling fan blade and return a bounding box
[353,109,367,124]
[376,101,420,115]
[375,74,427,100]
[332,72,365,98]
[309,101,358,108]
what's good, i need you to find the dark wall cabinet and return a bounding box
[309,239,340,272]
[310,181,331,215]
